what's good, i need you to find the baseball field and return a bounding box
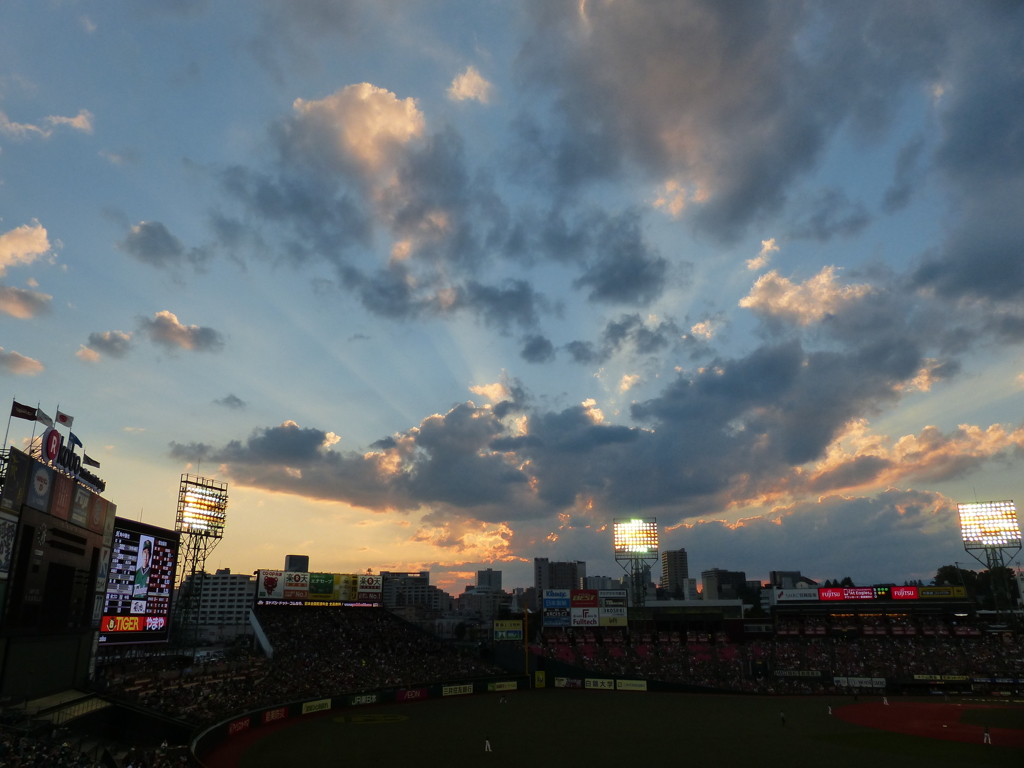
[201,689,1023,767]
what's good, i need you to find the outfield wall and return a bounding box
[190,674,529,767]
[538,656,744,695]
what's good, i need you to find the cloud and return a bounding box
[0,223,50,275]
[519,1,956,240]
[566,313,693,365]
[447,66,493,103]
[739,267,873,326]
[0,109,94,138]
[85,330,134,359]
[520,335,555,364]
[139,311,224,352]
[677,488,956,584]
[882,134,926,213]
[117,221,208,269]
[76,346,100,363]
[46,109,93,133]
[214,393,247,409]
[0,348,43,375]
[0,286,51,318]
[285,83,424,178]
[571,210,670,305]
[746,238,778,271]
[469,382,510,403]
[786,188,870,242]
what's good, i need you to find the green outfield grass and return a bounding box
[220,691,1023,768]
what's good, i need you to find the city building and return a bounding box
[769,571,817,589]
[582,575,620,591]
[380,571,452,611]
[679,578,700,600]
[284,554,310,572]
[702,568,747,600]
[179,568,257,642]
[456,584,510,622]
[534,558,587,592]
[661,548,689,595]
[477,568,502,590]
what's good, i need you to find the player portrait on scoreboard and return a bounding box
[132,536,154,600]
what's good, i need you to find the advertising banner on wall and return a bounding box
[543,588,571,608]
[357,573,383,601]
[493,620,523,641]
[543,608,570,627]
[25,463,53,513]
[772,588,820,604]
[283,571,309,599]
[599,615,627,627]
[258,570,285,599]
[571,589,599,607]
[0,449,30,514]
[571,606,600,627]
[918,586,968,599]
[307,572,336,601]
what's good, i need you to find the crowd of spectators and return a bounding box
[534,623,1024,694]
[97,607,501,726]
[0,729,118,768]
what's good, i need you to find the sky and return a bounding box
[2,0,1024,593]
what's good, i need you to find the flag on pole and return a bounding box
[83,454,101,468]
[56,410,74,428]
[11,401,37,421]
[35,409,54,428]
[68,432,83,449]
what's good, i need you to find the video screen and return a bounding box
[98,518,179,644]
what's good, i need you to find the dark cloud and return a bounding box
[117,221,209,269]
[86,330,133,359]
[882,134,926,213]
[520,334,555,364]
[676,489,956,584]
[519,1,955,240]
[787,188,870,242]
[572,211,670,304]
[214,394,247,410]
[910,5,1024,300]
[139,311,224,352]
[565,313,694,365]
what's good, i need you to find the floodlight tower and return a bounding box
[956,501,1021,617]
[173,474,229,646]
[613,518,659,609]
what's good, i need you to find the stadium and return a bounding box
[0,437,1021,768]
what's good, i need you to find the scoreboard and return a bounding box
[98,518,179,644]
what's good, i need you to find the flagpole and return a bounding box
[2,397,14,453]
[29,402,40,459]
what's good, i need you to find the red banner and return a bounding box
[228,717,251,736]
[818,587,875,601]
[891,586,918,600]
[397,688,428,702]
[571,589,599,606]
[262,708,288,724]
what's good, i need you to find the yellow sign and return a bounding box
[535,671,546,688]
[616,679,647,691]
[301,698,331,714]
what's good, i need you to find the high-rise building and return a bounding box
[661,549,689,595]
[380,571,452,611]
[582,575,619,591]
[701,568,747,600]
[477,568,502,591]
[178,568,257,641]
[534,558,587,591]
[284,554,310,572]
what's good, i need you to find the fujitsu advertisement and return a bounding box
[818,587,876,601]
[891,586,918,600]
